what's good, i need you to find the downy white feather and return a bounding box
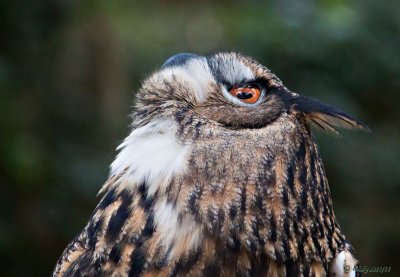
[110,119,190,196]
[329,249,357,277]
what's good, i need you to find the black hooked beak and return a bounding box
[289,92,371,134]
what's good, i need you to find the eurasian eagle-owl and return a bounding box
[53,52,368,277]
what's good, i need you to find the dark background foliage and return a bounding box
[0,1,399,276]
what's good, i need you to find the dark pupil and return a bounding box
[236,92,253,99]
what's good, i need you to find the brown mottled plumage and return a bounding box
[53,52,367,277]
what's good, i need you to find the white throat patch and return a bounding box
[110,119,190,196]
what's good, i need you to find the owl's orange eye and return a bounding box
[229,86,261,104]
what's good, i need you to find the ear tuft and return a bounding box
[292,95,371,135]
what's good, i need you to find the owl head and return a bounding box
[133,52,369,135]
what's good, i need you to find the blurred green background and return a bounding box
[1,0,399,276]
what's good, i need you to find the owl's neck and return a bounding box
[100,115,347,272]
